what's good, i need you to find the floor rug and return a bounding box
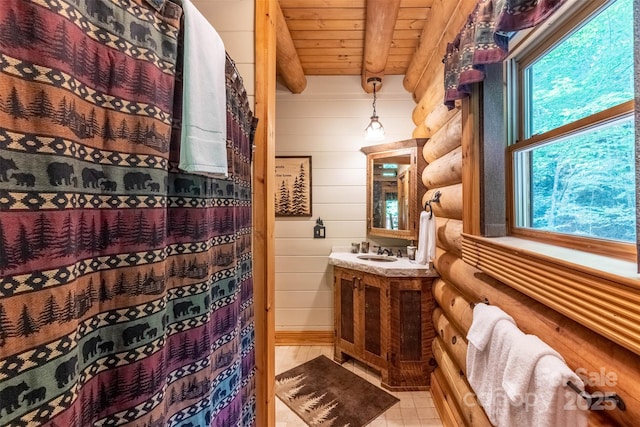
[275,355,399,426]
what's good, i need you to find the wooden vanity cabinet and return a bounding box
[333,266,436,391]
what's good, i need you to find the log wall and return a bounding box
[414,77,639,426]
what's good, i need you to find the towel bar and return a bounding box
[470,297,490,308]
[566,380,626,411]
[470,299,625,412]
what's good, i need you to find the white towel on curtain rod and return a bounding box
[415,210,436,265]
[179,0,228,177]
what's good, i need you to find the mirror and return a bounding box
[362,140,423,241]
[372,154,411,230]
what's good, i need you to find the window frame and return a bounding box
[504,0,636,261]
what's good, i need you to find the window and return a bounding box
[507,0,635,257]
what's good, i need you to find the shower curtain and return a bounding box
[0,1,256,426]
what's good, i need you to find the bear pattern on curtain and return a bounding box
[0,1,256,426]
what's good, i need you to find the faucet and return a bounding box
[378,248,393,256]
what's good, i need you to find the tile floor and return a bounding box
[275,345,444,427]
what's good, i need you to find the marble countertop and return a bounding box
[328,251,439,278]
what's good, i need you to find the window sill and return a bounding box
[461,234,640,356]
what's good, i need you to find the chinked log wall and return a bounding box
[412,41,639,427]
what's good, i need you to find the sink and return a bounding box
[357,254,398,262]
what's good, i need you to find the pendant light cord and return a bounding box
[371,82,378,117]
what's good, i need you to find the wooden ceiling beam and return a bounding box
[361,0,402,92]
[276,0,307,93]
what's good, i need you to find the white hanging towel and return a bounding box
[415,210,437,265]
[502,333,564,403]
[466,303,520,426]
[466,303,516,352]
[500,334,588,427]
[467,304,588,427]
[179,0,228,178]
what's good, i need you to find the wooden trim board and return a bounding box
[254,0,277,425]
[462,234,640,356]
[275,331,334,346]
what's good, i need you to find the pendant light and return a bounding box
[364,77,385,141]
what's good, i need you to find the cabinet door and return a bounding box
[361,274,387,367]
[335,270,358,356]
[398,289,422,361]
[385,277,435,390]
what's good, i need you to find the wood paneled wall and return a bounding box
[274,76,416,335]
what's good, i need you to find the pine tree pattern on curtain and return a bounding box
[443,0,567,107]
[0,1,256,426]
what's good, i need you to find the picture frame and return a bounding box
[275,156,312,217]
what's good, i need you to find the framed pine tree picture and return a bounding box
[275,156,312,217]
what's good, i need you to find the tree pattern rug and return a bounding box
[275,355,399,426]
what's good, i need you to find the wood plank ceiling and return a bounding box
[277,0,434,93]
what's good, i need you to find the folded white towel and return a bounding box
[415,210,436,265]
[179,0,228,178]
[466,303,515,351]
[502,333,563,404]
